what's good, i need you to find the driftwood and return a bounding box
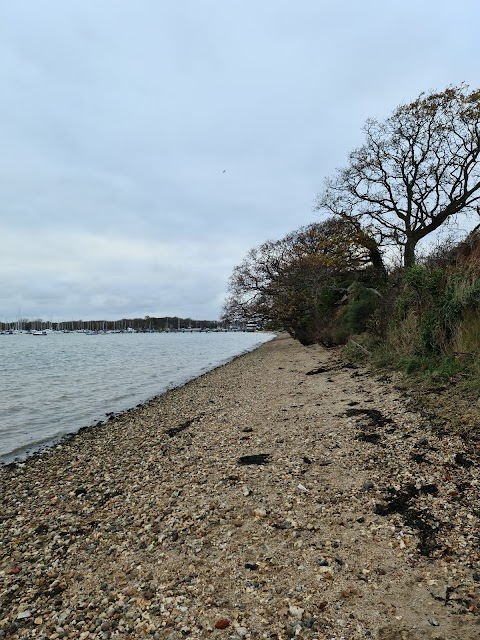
[348,339,372,356]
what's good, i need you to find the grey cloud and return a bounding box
[0,1,479,320]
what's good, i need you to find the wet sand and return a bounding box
[0,335,478,639]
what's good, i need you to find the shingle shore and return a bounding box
[0,334,478,639]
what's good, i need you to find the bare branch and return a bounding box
[317,85,480,266]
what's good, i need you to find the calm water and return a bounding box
[0,331,274,464]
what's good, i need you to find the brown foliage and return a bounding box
[222,217,384,345]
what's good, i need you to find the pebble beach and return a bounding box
[1,334,479,639]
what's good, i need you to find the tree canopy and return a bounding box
[316,85,480,267]
[222,218,383,344]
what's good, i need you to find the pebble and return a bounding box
[288,605,304,619]
[234,625,248,636]
[214,619,230,629]
[16,611,32,620]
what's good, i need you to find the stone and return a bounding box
[235,626,247,636]
[7,567,21,575]
[288,605,304,619]
[16,611,32,620]
[214,619,230,629]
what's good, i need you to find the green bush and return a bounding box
[335,281,381,337]
[396,354,462,382]
[403,264,443,294]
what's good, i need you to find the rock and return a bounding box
[253,507,267,518]
[316,557,329,566]
[7,567,21,575]
[234,625,247,636]
[16,611,32,620]
[288,622,303,637]
[288,605,304,619]
[362,480,375,490]
[214,619,230,629]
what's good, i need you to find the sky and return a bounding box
[1,0,479,322]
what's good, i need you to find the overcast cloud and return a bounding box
[0,0,479,321]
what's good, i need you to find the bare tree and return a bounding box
[317,85,480,267]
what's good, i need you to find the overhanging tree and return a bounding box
[222,218,384,344]
[317,85,480,267]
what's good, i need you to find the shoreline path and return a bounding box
[1,335,478,639]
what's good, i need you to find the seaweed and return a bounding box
[165,418,195,438]
[375,484,441,557]
[238,454,272,465]
[345,408,394,428]
[306,366,332,375]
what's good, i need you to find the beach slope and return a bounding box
[0,335,478,639]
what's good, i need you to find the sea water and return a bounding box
[0,331,274,463]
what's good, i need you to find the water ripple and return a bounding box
[0,332,273,463]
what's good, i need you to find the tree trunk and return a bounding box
[404,240,417,268]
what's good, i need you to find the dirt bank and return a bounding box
[0,335,478,639]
